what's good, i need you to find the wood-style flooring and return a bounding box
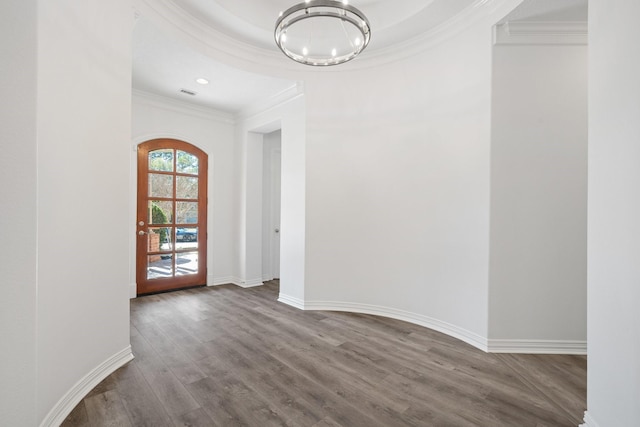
[62,281,586,427]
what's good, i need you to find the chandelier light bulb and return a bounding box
[302,46,308,56]
[331,48,337,57]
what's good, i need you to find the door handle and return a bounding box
[138,230,149,236]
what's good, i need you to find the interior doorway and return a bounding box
[136,138,208,295]
[263,130,281,281]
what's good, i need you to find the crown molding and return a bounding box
[132,89,235,124]
[356,0,521,68]
[494,21,588,46]
[236,82,303,121]
[133,0,291,75]
[134,0,522,74]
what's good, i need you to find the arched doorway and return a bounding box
[136,138,208,295]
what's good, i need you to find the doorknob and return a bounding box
[138,221,145,226]
[138,230,148,236]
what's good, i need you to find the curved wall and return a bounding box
[0,0,135,425]
[36,1,134,424]
[301,11,503,348]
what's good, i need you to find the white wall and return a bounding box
[237,131,265,286]
[489,43,588,350]
[0,1,38,425]
[35,1,134,423]
[302,12,501,348]
[1,0,133,424]
[132,92,237,289]
[586,0,640,425]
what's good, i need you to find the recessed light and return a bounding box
[195,78,209,85]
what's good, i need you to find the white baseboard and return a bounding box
[235,278,265,288]
[210,276,264,288]
[209,276,235,286]
[300,300,489,352]
[129,283,137,299]
[580,411,600,427]
[39,346,134,427]
[278,293,305,310]
[235,279,264,288]
[488,339,587,355]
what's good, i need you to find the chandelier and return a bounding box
[275,0,371,66]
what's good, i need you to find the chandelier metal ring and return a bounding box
[275,0,371,66]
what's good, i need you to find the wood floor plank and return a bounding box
[113,361,174,427]
[495,353,587,425]
[59,402,90,427]
[83,390,133,427]
[134,320,207,385]
[171,408,217,427]
[130,326,201,417]
[63,280,586,427]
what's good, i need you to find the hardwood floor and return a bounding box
[62,281,586,426]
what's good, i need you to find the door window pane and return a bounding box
[176,251,198,276]
[177,150,198,174]
[148,254,173,279]
[148,149,174,172]
[176,202,198,224]
[176,227,198,250]
[176,176,198,199]
[148,201,173,224]
[148,227,173,252]
[148,173,173,198]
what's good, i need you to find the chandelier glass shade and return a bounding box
[275,0,371,66]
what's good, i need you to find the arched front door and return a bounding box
[136,139,208,295]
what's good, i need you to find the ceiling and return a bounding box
[132,0,587,114]
[133,16,296,113]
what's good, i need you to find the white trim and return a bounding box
[135,0,521,73]
[129,282,137,299]
[278,293,305,310]
[580,411,601,427]
[208,276,265,288]
[39,346,134,427]
[360,0,520,67]
[237,84,302,121]
[236,278,264,288]
[494,21,588,46]
[209,275,234,286]
[488,339,587,355]
[301,300,489,352]
[132,89,235,124]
